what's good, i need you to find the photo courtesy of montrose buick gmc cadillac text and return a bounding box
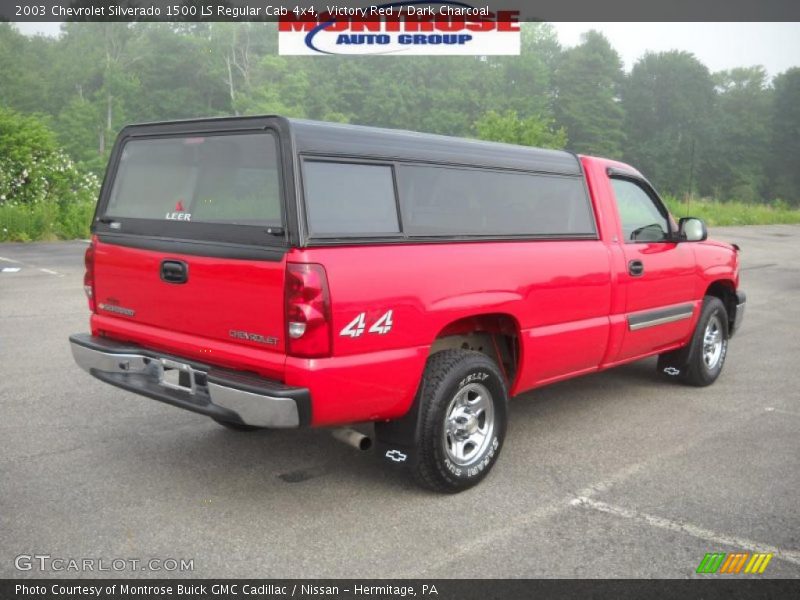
[69,116,746,492]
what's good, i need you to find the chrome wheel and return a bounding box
[702,315,724,369]
[443,382,495,466]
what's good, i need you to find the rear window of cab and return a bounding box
[105,132,282,226]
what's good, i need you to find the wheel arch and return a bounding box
[428,313,522,389]
[704,279,737,333]
[375,312,520,464]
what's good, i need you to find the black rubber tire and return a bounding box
[657,296,729,387]
[411,350,508,493]
[212,418,263,432]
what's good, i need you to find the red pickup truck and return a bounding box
[70,116,745,492]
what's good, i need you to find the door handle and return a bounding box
[628,259,644,277]
[160,260,188,284]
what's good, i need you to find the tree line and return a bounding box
[1,21,798,205]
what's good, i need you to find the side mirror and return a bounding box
[678,217,707,242]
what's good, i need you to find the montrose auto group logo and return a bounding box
[278,2,520,55]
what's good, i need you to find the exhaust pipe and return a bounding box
[332,428,372,451]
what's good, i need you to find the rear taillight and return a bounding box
[83,241,96,312]
[285,263,331,358]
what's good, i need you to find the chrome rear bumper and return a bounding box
[69,334,310,428]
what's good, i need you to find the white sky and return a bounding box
[553,22,800,77]
[14,21,800,77]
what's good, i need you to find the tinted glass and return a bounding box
[611,178,670,242]
[106,133,282,225]
[397,165,595,236]
[304,162,400,236]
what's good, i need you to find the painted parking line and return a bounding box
[414,415,771,577]
[570,496,800,567]
[0,254,66,277]
[415,453,680,576]
[765,407,800,418]
[0,266,63,276]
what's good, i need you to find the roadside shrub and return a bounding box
[663,196,800,227]
[0,107,99,241]
[0,199,95,241]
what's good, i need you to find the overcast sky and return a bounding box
[14,21,800,77]
[554,22,800,76]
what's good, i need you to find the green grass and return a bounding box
[1,197,799,242]
[663,196,800,227]
[0,199,95,241]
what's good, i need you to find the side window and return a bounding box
[303,161,400,237]
[397,165,595,237]
[611,178,670,242]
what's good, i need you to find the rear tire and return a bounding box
[411,350,508,493]
[212,418,262,432]
[657,296,729,387]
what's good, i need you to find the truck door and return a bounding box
[609,175,697,361]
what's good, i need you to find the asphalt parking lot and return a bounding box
[1,225,799,579]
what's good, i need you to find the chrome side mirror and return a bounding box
[679,217,707,242]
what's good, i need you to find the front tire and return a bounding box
[658,296,729,387]
[411,350,508,493]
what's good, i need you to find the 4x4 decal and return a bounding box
[340,310,393,338]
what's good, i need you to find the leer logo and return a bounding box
[279,1,520,56]
[696,552,773,574]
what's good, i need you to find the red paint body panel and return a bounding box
[284,347,430,426]
[293,240,613,409]
[87,154,741,427]
[92,238,287,358]
[90,312,287,381]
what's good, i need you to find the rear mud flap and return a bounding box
[374,399,422,467]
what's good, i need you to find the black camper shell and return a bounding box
[92,116,593,257]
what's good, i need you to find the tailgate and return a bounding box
[89,121,291,371]
[93,240,286,354]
